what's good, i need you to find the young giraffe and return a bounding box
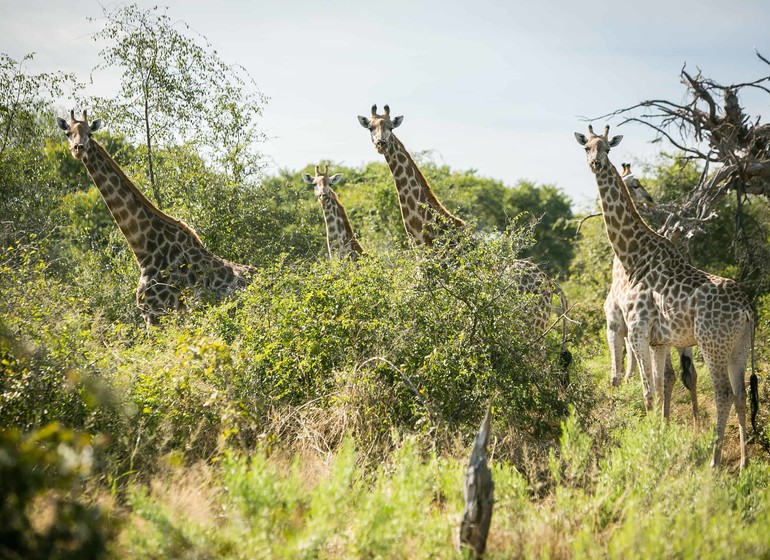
[575,125,757,468]
[358,104,570,364]
[57,111,254,325]
[302,165,364,260]
[606,164,698,420]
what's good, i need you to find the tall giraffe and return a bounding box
[57,111,254,325]
[302,165,364,260]
[358,104,570,364]
[575,125,757,468]
[606,164,698,420]
[357,104,465,247]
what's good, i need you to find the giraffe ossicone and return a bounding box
[57,110,255,325]
[302,164,364,260]
[576,124,757,468]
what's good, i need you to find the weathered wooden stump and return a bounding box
[460,405,494,557]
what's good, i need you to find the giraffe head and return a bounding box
[56,110,102,161]
[574,125,623,174]
[357,104,404,154]
[302,164,343,200]
[620,162,655,206]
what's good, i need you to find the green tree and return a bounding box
[87,3,267,208]
[0,53,78,244]
[419,163,575,274]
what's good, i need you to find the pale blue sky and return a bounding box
[2,0,768,209]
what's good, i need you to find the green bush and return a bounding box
[0,423,109,560]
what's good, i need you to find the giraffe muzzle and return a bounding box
[72,144,86,159]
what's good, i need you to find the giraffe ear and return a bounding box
[609,135,623,147]
[329,173,343,185]
[90,119,103,132]
[301,173,314,185]
[574,132,588,146]
[56,117,69,131]
[357,116,370,128]
[392,115,403,128]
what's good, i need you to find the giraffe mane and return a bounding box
[91,140,204,245]
[609,163,657,238]
[390,135,466,228]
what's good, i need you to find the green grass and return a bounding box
[108,407,770,559]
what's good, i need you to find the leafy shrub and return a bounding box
[182,227,579,454]
[0,423,109,559]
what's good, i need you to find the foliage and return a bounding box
[432,168,575,274]
[0,424,109,560]
[87,3,267,207]
[152,147,321,265]
[193,229,575,449]
[0,53,79,245]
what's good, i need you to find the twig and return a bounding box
[574,213,601,235]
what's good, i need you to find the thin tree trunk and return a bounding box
[143,94,162,209]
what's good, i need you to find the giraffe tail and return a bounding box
[554,282,572,380]
[750,373,759,433]
[679,349,696,392]
[748,310,759,434]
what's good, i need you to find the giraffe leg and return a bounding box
[605,303,627,387]
[704,350,733,468]
[728,328,752,469]
[628,330,654,412]
[710,383,732,469]
[624,337,637,384]
[731,372,749,470]
[654,346,673,420]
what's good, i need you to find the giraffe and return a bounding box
[620,163,654,205]
[357,104,465,247]
[358,104,571,365]
[302,164,364,260]
[56,110,254,325]
[605,164,699,420]
[575,125,757,468]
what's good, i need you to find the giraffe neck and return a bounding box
[320,191,363,259]
[82,140,203,264]
[383,135,465,244]
[595,162,685,290]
